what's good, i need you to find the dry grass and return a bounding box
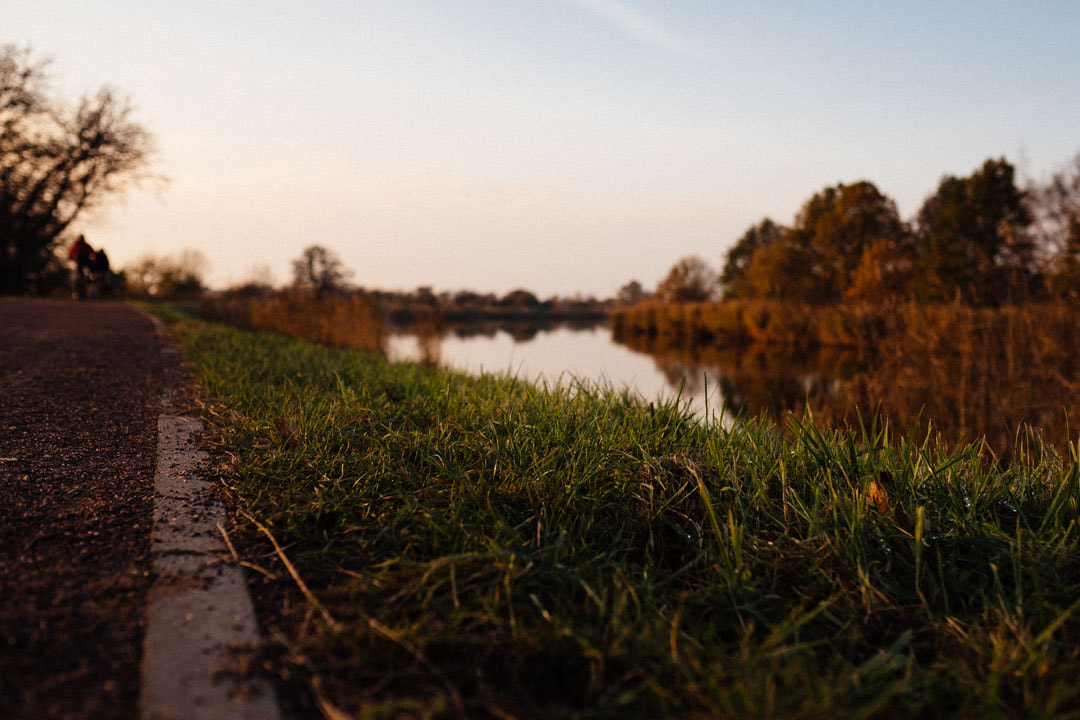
[612,299,1079,352]
[611,299,888,348]
[199,291,385,354]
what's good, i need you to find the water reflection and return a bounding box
[618,327,1080,458]
[642,342,863,421]
[387,323,729,418]
[390,320,1080,457]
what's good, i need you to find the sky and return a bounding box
[5,1,1080,297]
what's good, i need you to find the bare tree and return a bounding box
[1029,153,1080,299]
[1028,152,1080,261]
[616,279,649,305]
[1,45,155,294]
[656,256,717,303]
[291,244,351,297]
[121,249,207,299]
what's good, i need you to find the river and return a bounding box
[388,320,1080,458]
[389,324,730,420]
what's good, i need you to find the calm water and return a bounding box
[388,324,732,421]
[388,321,1080,456]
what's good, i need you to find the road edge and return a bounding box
[139,311,281,720]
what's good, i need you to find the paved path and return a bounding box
[0,300,276,719]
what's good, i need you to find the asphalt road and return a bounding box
[0,299,170,719]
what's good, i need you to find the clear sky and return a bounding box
[6,1,1080,297]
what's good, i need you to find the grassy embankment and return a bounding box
[156,306,1080,718]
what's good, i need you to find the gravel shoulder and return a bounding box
[0,299,175,719]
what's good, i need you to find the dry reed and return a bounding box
[616,302,1080,457]
[200,291,386,354]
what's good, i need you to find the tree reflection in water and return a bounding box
[618,312,1080,460]
[395,307,1080,460]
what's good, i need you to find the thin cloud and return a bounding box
[560,0,699,57]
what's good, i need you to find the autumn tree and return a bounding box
[0,45,155,294]
[741,239,816,300]
[656,256,717,302]
[725,182,910,303]
[792,181,911,302]
[719,218,784,299]
[845,237,914,302]
[291,244,351,296]
[914,158,1032,304]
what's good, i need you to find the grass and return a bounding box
[155,307,1080,719]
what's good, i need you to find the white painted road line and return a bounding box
[140,415,280,720]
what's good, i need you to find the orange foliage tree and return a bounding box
[719,218,785,299]
[724,181,911,303]
[716,156,1070,306]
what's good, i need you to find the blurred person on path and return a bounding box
[92,247,112,297]
[68,235,95,299]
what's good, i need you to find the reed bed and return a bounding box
[610,300,882,348]
[199,290,385,354]
[617,303,1080,459]
[610,299,1080,353]
[158,308,1080,719]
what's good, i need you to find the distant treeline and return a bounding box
[642,154,1080,308]
[723,155,1080,305]
[199,284,611,357]
[373,287,608,327]
[613,154,1080,347]
[228,245,611,328]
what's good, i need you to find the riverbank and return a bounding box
[610,299,1079,351]
[158,308,1080,718]
[198,290,609,357]
[615,326,1080,461]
